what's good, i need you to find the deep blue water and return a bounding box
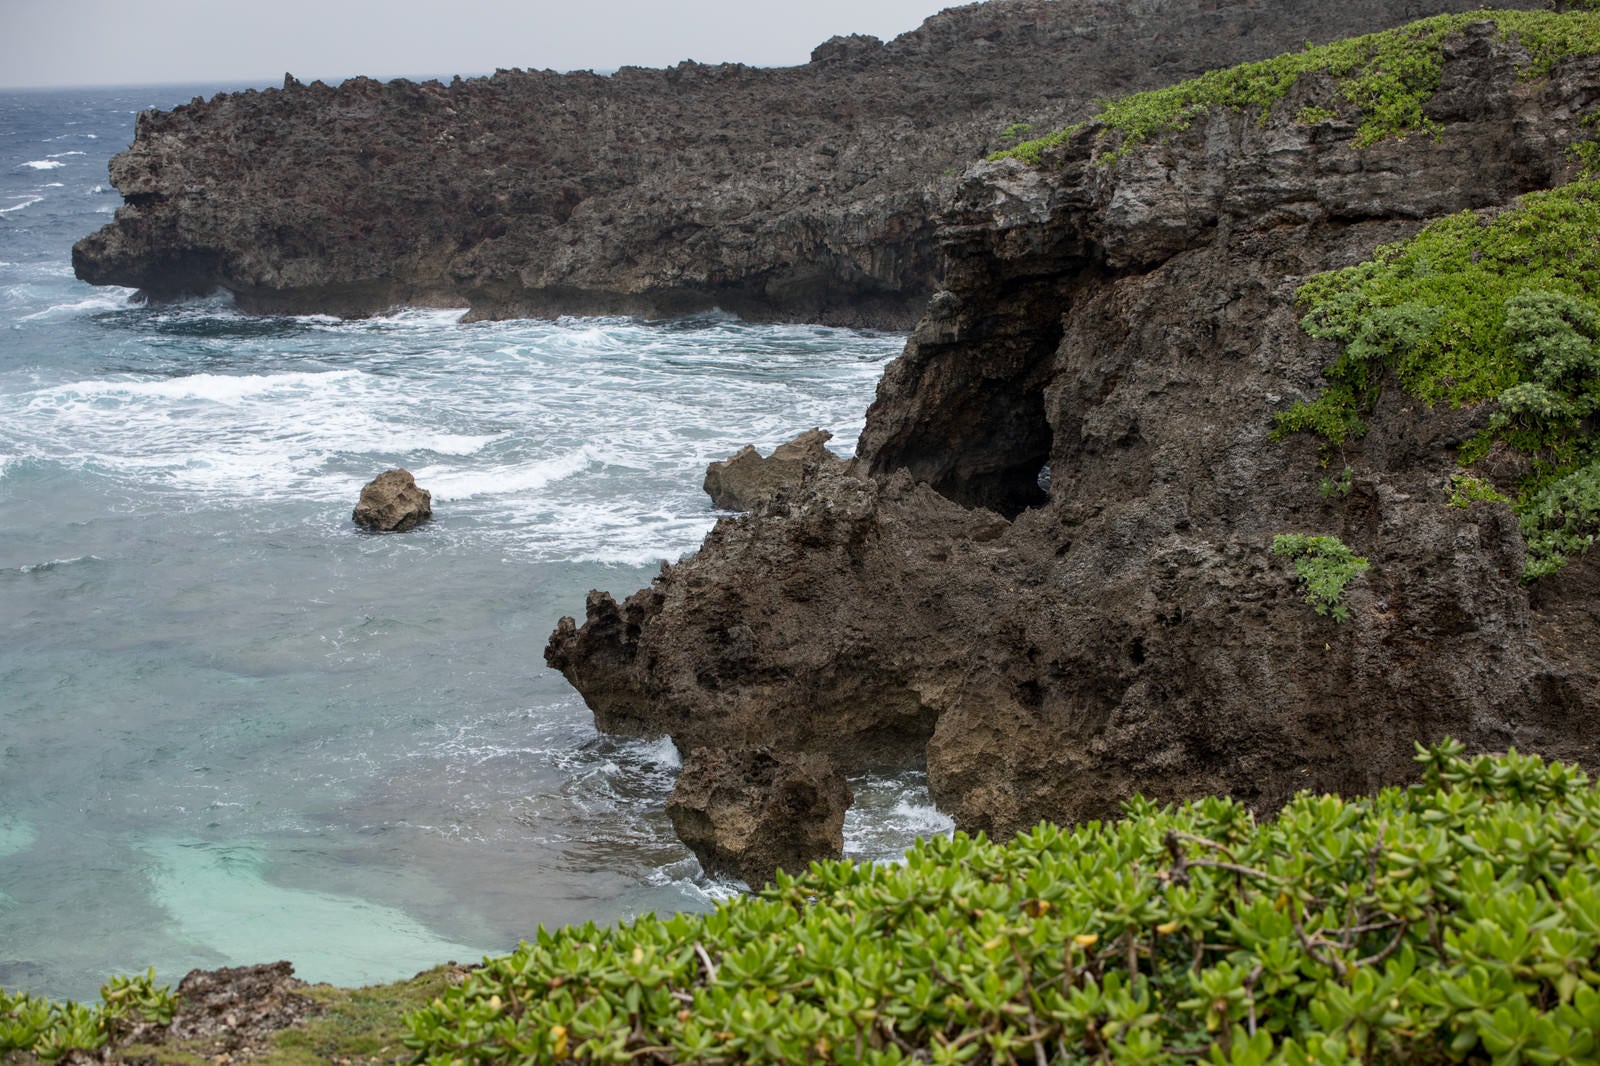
[0,85,948,1001]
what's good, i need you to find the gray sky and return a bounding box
[1,0,957,89]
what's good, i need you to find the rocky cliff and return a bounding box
[548,12,1600,838]
[74,0,1545,327]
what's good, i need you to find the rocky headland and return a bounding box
[72,0,1545,327]
[548,10,1600,842]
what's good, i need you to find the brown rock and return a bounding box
[703,429,843,511]
[71,0,1544,327]
[666,747,853,886]
[352,469,432,532]
[550,28,1600,840]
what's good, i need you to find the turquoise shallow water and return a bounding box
[0,85,951,1000]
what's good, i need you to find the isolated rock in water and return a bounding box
[666,746,852,886]
[703,428,844,511]
[353,469,432,531]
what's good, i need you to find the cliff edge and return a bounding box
[548,11,1600,837]
[73,0,1544,326]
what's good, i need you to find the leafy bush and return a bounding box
[403,744,1600,1065]
[0,969,174,1059]
[1275,180,1600,578]
[1270,534,1371,622]
[994,9,1600,165]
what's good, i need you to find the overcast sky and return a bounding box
[1,0,957,90]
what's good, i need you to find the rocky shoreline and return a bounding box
[72,0,1544,327]
[548,15,1600,845]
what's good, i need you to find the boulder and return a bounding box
[352,469,432,532]
[703,428,844,511]
[666,747,853,886]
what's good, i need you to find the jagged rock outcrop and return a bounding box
[72,0,1545,327]
[548,23,1600,838]
[666,747,853,886]
[703,429,845,511]
[353,469,432,531]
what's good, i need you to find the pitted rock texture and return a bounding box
[703,428,845,511]
[72,0,1544,327]
[666,746,853,886]
[548,29,1600,839]
[353,469,432,532]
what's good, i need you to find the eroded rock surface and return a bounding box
[549,28,1600,839]
[666,747,853,886]
[353,469,432,532]
[703,429,845,511]
[72,0,1543,326]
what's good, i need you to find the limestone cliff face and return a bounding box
[74,0,1543,326]
[547,26,1600,836]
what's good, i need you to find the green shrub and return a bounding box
[1270,533,1371,621]
[1275,181,1600,578]
[403,744,1600,1066]
[994,9,1600,166]
[0,969,175,1059]
[1446,474,1510,509]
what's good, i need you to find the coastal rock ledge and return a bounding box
[71,0,1543,327]
[548,24,1600,839]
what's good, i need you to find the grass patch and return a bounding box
[263,969,457,1066]
[994,8,1600,165]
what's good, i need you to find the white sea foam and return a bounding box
[410,449,589,500]
[41,182,64,189]
[16,291,133,320]
[57,369,365,403]
[19,160,64,170]
[3,555,101,576]
[0,196,43,215]
[45,151,85,159]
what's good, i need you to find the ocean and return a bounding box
[0,84,951,1002]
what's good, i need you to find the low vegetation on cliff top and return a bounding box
[391,744,1600,1065]
[1276,177,1600,578]
[994,7,1600,166]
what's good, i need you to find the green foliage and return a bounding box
[999,122,1034,144]
[1276,183,1600,577]
[1446,474,1510,509]
[1317,465,1353,499]
[994,9,1600,166]
[403,745,1600,1065]
[1,969,175,1059]
[1270,533,1370,622]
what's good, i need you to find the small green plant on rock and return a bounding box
[1447,473,1510,509]
[1271,533,1370,621]
[1318,464,1353,499]
[999,121,1034,143]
